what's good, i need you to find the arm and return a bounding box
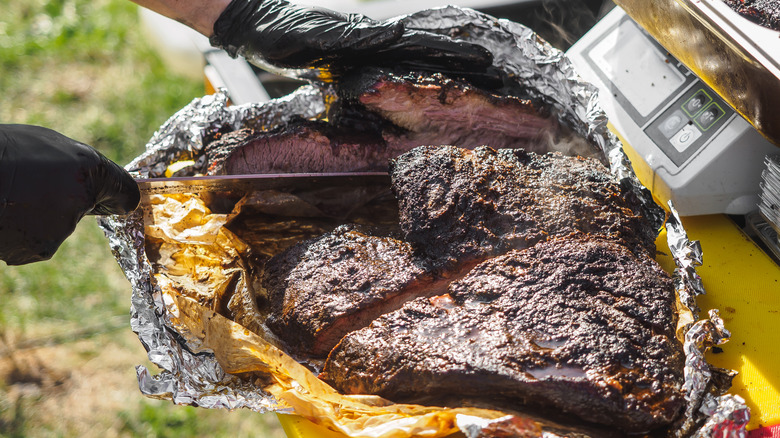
[127,0,492,71]
[128,0,230,36]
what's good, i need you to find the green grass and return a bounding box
[0,0,200,330]
[0,0,200,335]
[118,400,287,438]
[0,0,200,164]
[0,1,285,436]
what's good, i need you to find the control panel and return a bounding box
[567,7,778,215]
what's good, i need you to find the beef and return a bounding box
[321,236,684,433]
[722,0,780,30]
[337,69,565,154]
[389,145,657,270]
[206,121,391,175]
[250,143,681,431]
[261,224,447,357]
[204,69,583,176]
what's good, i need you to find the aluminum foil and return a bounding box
[126,86,327,178]
[759,155,780,234]
[664,203,749,437]
[98,5,747,436]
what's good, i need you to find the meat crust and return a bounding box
[389,145,657,269]
[261,224,444,357]
[321,236,684,433]
[722,0,780,30]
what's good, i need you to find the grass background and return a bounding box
[0,0,285,436]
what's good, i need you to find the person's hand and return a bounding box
[0,124,140,265]
[209,0,493,72]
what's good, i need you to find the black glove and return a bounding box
[209,0,493,72]
[0,124,140,265]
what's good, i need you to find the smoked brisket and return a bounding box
[389,145,657,269]
[261,224,446,357]
[722,0,780,30]
[321,236,684,433]
[204,69,580,175]
[336,69,565,154]
[205,120,391,175]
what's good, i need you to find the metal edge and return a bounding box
[135,172,391,195]
[686,0,780,79]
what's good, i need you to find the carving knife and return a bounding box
[134,172,391,198]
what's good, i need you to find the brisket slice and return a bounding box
[261,224,446,357]
[337,69,569,155]
[205,120,391,175]
[321,236,684,433]
[389,145,656,270]
[204,69,580,176]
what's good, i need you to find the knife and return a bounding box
[135,172,391,197]
[134,172,394,219]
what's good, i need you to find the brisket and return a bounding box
[204,69,584,176]
[205,120,391,175]
[336,69,566,155]
[389,145,656,270]
[261,224,446,357]
[320,236,684,433]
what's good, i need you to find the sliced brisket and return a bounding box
[320,236,684,433]
[261,224,445,357]
[205,120,391,175]
[389,145,656,270]
[204,69,581,176]
[337,69,566,155]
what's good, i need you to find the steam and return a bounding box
[534,122,606,163]
[524,0,614,50]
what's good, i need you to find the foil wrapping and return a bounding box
[98,5,747,437]
[759,155,780,233]
[126,86,327,178]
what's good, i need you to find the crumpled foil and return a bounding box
[126,86,327,178]
[759,155,780,234]
[98,5,748,437]
[664,203,749,437]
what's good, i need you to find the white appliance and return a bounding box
[566,6,779,216]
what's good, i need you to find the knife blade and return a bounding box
[135,172,391,197]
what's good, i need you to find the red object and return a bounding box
[749,424,780,438]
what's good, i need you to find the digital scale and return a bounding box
[566,6,779,216]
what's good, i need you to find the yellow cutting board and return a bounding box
[654,214,780,430]
[277,414,348,438]
[620,124,780,430]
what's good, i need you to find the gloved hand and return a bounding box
[209,0,493,72]
[0,124,140,265]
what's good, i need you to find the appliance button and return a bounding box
[670,124,702,152]
[659,109,687,137]
[684,90,712,117]
[695,103,724,131]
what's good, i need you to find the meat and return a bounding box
[250,144,682,431]
[205,120,390,175]
[320,236,684,433]
[336,69,561,154]
[261,224,447,357]
[389,145,657,270]
[722,0,780,30]
[258,143,655,357]
[204,69,579,176]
